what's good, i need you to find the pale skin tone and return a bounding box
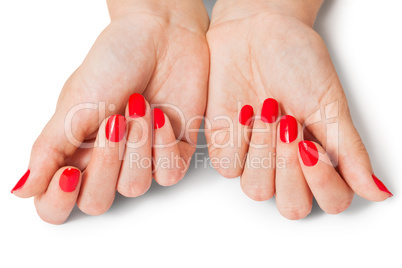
[206,0,391,219]
[11,0,391,224]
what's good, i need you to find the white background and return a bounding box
[1,0,401,267]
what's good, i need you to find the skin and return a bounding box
[13,0,210,223]
[11,0,392,223]
[205,0,391,219]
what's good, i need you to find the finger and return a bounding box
[307,82,392,201]
[34,167,81,225]
[10,107,91,198]
[298,140,354,214]
[77,115,126,216]
[152,108,191,186]
[275,115,313,220]
[205,104,254,178]
[117,94,152,197]
[64,147,93,171]
[241,98,279,201]
[11,22,155,198]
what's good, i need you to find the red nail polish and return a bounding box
[372,175,393,197]
[11,170,30,193]
[261,98,278,123]
[280,115,298,143]
[59,168,80,193]
[153,108,165,129]
[106,115,126,142]
[239,105,254,126]
[129,93,146,118]
[298,141,319,166]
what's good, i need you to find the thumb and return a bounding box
[11,84,98,198]
[337,110,393,201]
[306,87,392,202]
[11,21,156,197]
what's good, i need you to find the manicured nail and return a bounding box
[239,105,254,126]
[261,98,278,123]
[129,93,146,118]
[153,108,165,129]
[372,175,393,197]
[298,141,319,166]
[59,168,80,193]
[280,115,298,143]
[106,115,126,142]
[11,170,30,193]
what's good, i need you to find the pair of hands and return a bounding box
[11,0,392,224]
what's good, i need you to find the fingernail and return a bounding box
[11,170,30,193]
[106,115,126,142]
[239,105,254,126]
[59,168,80,193]
[298,141,319,166]
[261,98,278,123]
[280,115,298,143]
[153,108,165,129]
[372,175,393,197]
[129,93,146,118]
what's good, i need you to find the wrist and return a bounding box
[107,0,209,32]
[212,0,323,28]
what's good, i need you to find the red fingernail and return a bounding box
[153,108,165,129]
[59,168,80,193]
[239,105,254,126]
[372,175,393,197]
[106,115,126,142]
[280,115,298,143]
[298,141,319,166]
[261,98,278,123]
[11,170,30,193]
[129,93,146,118]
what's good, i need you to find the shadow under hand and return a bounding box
[301,194,374,222]
[202,0,216,18]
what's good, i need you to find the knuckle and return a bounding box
[353,139,369,156]
[325,198,353,215]
[127,121,147,144]
[250,135,269,147]
[279,203,312,220]
[281,153,299,168]
[37,214,66,225]
[77,198,112,216]
[310,176,330,190]
[34,198,67,225]
[241,179,274,201]
[155,169,184,187]
[217,168,242,179]
[32,138,66,167]
[117,180,151,197]
[243,186,274,201]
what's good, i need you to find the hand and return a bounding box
[205,0,392,219]
[11,0,210,224]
